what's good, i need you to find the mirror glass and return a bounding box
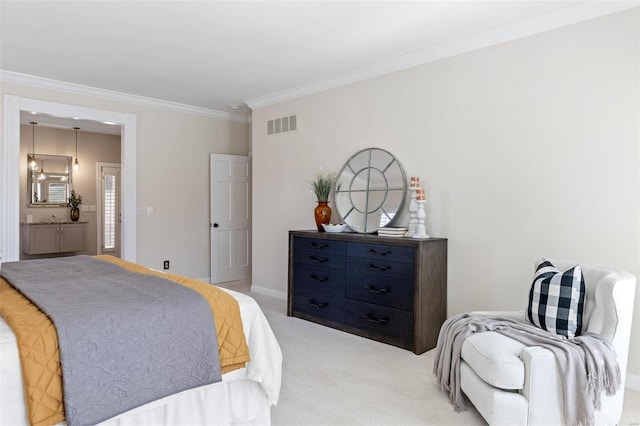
[335,148,407,233]
[27,154,73,207]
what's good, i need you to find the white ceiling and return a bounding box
[1,1,638,134]
[19,111,123,136]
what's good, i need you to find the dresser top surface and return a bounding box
[290,229,447,246]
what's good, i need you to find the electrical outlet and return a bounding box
[163,260,170,270]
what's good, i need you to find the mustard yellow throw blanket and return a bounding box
[0,255,250,426]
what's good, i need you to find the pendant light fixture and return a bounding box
[28,122,38,171]
[73,127,80,173]
[37,159,47,182]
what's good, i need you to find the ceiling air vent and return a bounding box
[267,114,297,136]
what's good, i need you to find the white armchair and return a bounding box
[459,259,636,425]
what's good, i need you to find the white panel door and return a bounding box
[210,154,250,283]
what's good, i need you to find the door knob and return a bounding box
[213,223,219,228]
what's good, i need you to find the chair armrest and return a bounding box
[519,346,564,425]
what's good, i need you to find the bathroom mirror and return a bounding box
[27,154,73,207]
[335,148,407,233]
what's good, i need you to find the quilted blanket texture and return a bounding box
[0,255,250,426]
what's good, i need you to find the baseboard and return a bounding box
[251,285,287,300]
[626,373,640,391]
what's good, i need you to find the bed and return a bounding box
[0,256,282,426]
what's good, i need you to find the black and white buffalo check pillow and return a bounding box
[527,259,585,338]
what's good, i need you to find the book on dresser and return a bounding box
[287,230,447,354]
[377,227,409,238]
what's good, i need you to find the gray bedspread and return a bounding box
[1,255,221,426]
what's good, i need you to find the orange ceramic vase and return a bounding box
[314,201,331,232]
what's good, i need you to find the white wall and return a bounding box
[1,82,251,278]
[251,9,640,377]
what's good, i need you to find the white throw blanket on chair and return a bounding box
[433,313,621,426]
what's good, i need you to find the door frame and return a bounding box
[2,95,137,262]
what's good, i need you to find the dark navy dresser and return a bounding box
[287,230,447,354]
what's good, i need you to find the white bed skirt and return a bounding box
[0,288,282,426]
[101,372,271,426]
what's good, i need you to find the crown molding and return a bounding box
[246,2,639,109]
[0,70,251,124]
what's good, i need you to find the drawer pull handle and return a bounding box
[308,300,327,309]
[309,274,328,282]
[367,263,390,272]
[311,242,328,249]
[368,249,391,256]
[364,285,390,294]
[309,256,329,263]
[363,314,388,324]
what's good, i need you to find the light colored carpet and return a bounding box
[234,287,640,426]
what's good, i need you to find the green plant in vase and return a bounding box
[310,169,336,231]
[68,190,83,222]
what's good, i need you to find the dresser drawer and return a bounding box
[294,237,346,255]
[294,248,346,269]
[294,263,345,293]
[345,271,413,311]
[346,257,414,280]
[293,288,345,323]
[347,242,414,264]
[344,300,413,348]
